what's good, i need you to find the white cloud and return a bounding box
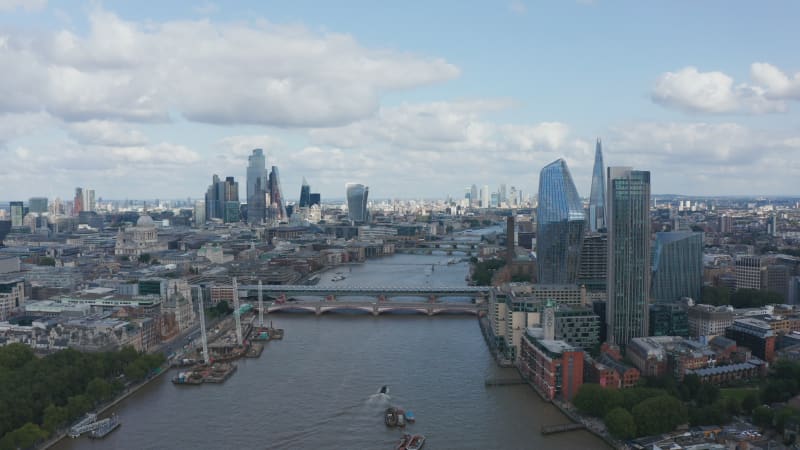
[509,0,527,15]
[750,62,800,100]
[0,0,46,12]
[607,122,800,194]
[651,66,786,114]
[194,2,218,15]
[652,64,800,114]
[67,120,149,146]
[0,9,459,127]
[0,112,54,146]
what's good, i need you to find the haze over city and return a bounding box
[1,0,799,199]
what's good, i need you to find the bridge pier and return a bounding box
[315,305,321,316]
[426,307,433,316]
[372,304,379,316]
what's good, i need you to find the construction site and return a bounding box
[172,279,283,386]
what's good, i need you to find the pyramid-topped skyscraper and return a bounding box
[588,138,606,232]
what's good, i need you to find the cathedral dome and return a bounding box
[136,215,155,227]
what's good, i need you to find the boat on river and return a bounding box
[406,434,425,450]
[89,414,120,439]
[385,407,398,427]
[396,434,425,450]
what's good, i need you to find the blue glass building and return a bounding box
[651,231,704,303]
[536,159,585,284]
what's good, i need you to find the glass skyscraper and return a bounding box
[268,166,287,221]
[588,138,606,232]
[246,149,267,225]
[536,159,585,284]
[607,167,651,347]
[651,231,704,303]
[299,177,311,208]
[346,183,369,223]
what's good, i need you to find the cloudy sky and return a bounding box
[1,0,799,201]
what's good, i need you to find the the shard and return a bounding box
[588,138,606,232]
[536,159,586,284]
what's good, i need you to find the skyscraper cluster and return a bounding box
[205,175,240,223]
[531,140,686,348]
[465,183,523,208]
[73,187,96,215]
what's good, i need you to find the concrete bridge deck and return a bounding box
[266,300,482,316]
[239,285,490,299]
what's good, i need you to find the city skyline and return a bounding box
[2,2,800,199]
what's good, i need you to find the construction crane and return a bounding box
[258,280,264,327]
[197,287,209,365]
[232,277,243,346]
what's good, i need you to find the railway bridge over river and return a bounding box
[266,300,483,316]
[238,284,491,303]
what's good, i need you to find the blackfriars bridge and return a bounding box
[266,300,482,316]
[238,284,491,303]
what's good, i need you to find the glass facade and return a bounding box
[299,177,311,208]
[246,149,267,224]
[536,159,585,284]
[588,139,606,232]
[651,231,703,303]
[607,167,650,347]
[346,183,369,223]
[268,166,287,221]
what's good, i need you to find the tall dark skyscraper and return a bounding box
[309,193,321,207]
[606,167,651,346]
[346,183,369,224]
[588,138,606,232]
[651,231,704,303]
[28,197,48,214]
[205,175,239,223]
[246,149,268,225]
[299,177,311,208]
[536,159,585,284]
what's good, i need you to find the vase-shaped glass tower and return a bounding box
[346,183,369,224]
[588,138,606,232]
[536,159,586,284]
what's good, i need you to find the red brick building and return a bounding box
[519,327,584,401]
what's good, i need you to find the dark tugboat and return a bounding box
[384,407,398,427]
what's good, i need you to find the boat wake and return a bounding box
[367,392,391,405]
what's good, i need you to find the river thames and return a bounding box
[56,254,608,449]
